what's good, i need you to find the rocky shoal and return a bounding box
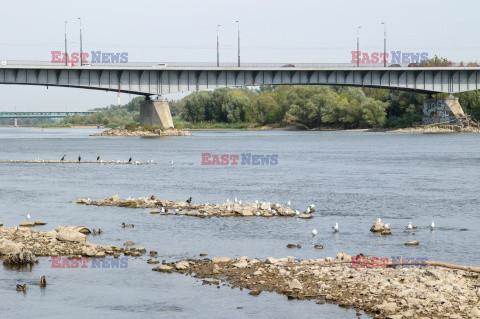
[77,196,310,218]
[94,127,193,137]
[154,253,480,319]
[0,226,146,259]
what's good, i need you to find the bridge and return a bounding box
[0,112,94,119]
[1,60,479,128]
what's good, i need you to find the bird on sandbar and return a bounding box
[234,198,238,203]
[16,284,27,292]
[256,212,260,216]
[161,207,165,213]
[332,222,339,232]
[186,197,192,204]
[306,207,311,214]
[78,156,81,162]
[287,201,291,206]
[128,157,132,163]
[431,221,435,230]
[384,223,390,230]
[406,222,413,230]
[39,276,47,287]
[295,210,300,216]
[227,205,231,211]
[122,223,134,228]
[60,155,66,161]
[377,218,382,223]
[312,229,317,236]
[97,156,101,161]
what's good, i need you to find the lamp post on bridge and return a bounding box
[78,18,83,66]
[381,22,386,67]
[236,20,240,67]
[64,21,68,66]
[356,26,361,67]
[217,25,221,67]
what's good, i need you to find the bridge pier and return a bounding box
[13,118,17,127]
[422,97,465,125]
[139,98,174,129]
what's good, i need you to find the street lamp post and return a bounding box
[381,22,386,67]
[236,20,240,67]
[216,25,221,67]
[64,21,68,66]
[356,26,361,67]
[78,18,83,66]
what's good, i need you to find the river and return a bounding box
[1,127,479,318]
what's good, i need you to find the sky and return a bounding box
[0,0,479,111]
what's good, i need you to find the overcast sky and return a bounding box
[0,0,479,111]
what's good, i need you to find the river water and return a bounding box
[1,127,479,318]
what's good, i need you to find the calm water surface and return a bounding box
[1,127,480,318]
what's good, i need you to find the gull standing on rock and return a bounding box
[312,229,317,236]
[306,207,311,213]
[406,222,413,230]
[332,222,339,232]
[384,223,390,230]
[287,201,291,206]
[295,210,300,216]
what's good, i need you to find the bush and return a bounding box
[125,123,138,131]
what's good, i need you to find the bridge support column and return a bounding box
[139,98,174,129]
[422,97,465,125]
[13,118,18,127]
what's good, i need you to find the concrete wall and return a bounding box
[422,97,465,125]
[139,99,174,129]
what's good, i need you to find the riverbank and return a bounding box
[94,127,193,137]
[156,253,480,318]
[77,196,307,218]
[368,125,480,133]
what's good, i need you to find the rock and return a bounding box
[377,301,398,314]
[175,260,189,270]
[56,228,87,242]
[0,239,22,255]
[233,260,249,268]
[370,220,385,232]
[212,257,231,263]
[266,257,278,264]
[147,259,159,264]
[19,222,35,227]
[76,198,91,204]
[404,241,419,246]
[381,230,392,235]
[470,306,480,318]
[336,252,352,262]
[287,279,303,290]
[34,220,47,226]
[82,246,97,256]
[150,209,160,214]
[95,251,106,258]
[298,214,312,219]
[152,265,173,273]
[75,226,91,234]
[0,222,3,226]
[249,290,261,296]
[110,195,121,202]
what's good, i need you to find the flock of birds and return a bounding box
[311,218,436,237]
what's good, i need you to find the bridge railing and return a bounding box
[0,60,476,68]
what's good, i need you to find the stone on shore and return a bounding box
[298,214,312,219]
[152,265,174,273]
[56,226,87,242]
[34,220,47,226]
[175,260,190,270]
[370,220,385,232]
[110,195,121,202]
[405,241,419,246]
[19,222,35,227]
[0,239,22,254]
[287,279,303,290]
[0,222,3,226]
[212,257,231,263]
[150,209,160,214]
